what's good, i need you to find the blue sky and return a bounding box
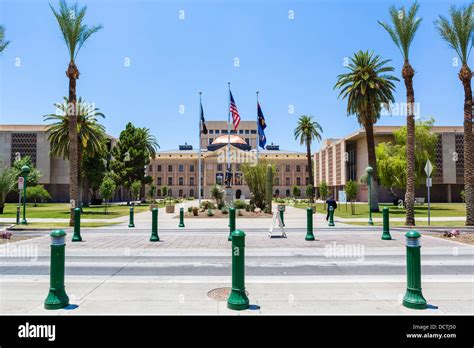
[0,0,471,151]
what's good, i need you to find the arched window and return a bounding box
[168,189,172,197]
[286,189,290,197]
[157,189,161,197]
[179,189,184,197]
[189,189,194,198]
[275,189,280,197]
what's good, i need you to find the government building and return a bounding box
[149,121,310,199]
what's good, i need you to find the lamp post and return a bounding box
[366,166,374,226]
[21,165,30,225]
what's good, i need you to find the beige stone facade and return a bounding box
[150,121,310,199]
[314,126,468,203]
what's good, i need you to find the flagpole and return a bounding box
[198,91,202,206]
[227,82,231,187]
[256,91,259,162]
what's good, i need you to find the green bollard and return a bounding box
[16,206,20,225]
[227,230,249,310]
[279,209,285,227]
[402,230,427,310]
[179,207,185,228]
[328,206,335,227]
[381,207,392,240]
[228,207,236,241]
[150,207,160,242]
[128,207,135,228]
[71,208,82,242]
[305,207,315,241]
[44,230,70,310]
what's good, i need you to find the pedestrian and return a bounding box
[326,196,337,221]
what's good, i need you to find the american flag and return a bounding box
[229,90,241,129]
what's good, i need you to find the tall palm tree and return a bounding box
[334,50,399,211]
[141,128,160,159]
[294,115,323,203]
[0,25,10,53]
[379,2,422,226]
[50,0,102,226]
[44,97,106,206]
[435,5,474,226]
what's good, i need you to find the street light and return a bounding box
[21,165,30,225]
[366,165,374,226]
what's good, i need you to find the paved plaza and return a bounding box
[1,204,473,315]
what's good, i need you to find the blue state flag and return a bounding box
[257,102,267,149]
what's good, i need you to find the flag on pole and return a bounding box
[229,90,241,129]
[257,102,267,149]
[200,100,207,134]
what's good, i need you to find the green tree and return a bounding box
[294,115,323,203]
[0,25,10,53]
[319,181,329,208]
[130,180,142,202]
[377,118,438,199]
[26,185,51,206]
[44,96,107,206]
[148,184,157,202]
[379,1,422,226]
[162,185,168,198]
[0,162,16,214]
[12,156,42,188]
[334,50,399,212]
[305,184,314,199]
[109,122,159,202]
[241,161,275,210]
[435,4,474,226]
[210,184,224,206]
[50,0,103,226]
[345,180,359,215]
[81,146,108,204]
[292,185,301,198]
[99,175,116,214]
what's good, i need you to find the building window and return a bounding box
[168,165,173,172]
[222,130,228,134]
[250,130,257,134]
[157,165,162,172]
[149,165,153,172]
[296,177,301,186]
[215,130,220,134]
[168,189,172,197]
[286,189,290,197]
[179,189,183,197]
[216,173,223,185]
[209,130,214,134]
[189,164,194,172]
[189,189,194,197]
[11,133,37,166]
[157,177,162,186]
[306,177,309,185]
[245,130,250,134]
[189,177,194,186]
[217,164,223,171]
[168,177,173,185]
[179,164,184,172]
[285,165,290,173]
[239,130,244,134]
[275,177,280,185]
[296,165,301,172]
[285,177,290,186]
[276,165,280,172]
[157,189,161,197]
[275,189,280,196]
[179,177,184,186]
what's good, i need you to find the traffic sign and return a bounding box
[18,177,24,190]
[424,160,433,177]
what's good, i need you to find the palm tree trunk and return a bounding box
[306,140,314,203]
[460,64,474,226]
[364,120,380,212]
[403,61,416,226]
[66,61,80,227]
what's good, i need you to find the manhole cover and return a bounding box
[207,287,249,301]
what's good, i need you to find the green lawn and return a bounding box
[1,203,163,219]
[294,203,466,219]
[347,220,468,228]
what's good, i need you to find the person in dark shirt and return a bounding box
[326,197,338,221]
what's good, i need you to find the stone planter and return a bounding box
[165,205,175,214]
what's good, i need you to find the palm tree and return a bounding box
[379,2,422,226]
[44,96,107,206]
[0,162,16,214]
[334,50,399,211]
[0,25,10,53]
[435,5,474,226]
[142,128,159,159]
[294,115,323,203]
[50,0,103,226]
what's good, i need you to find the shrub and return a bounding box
[26,185,51,206]
[234,199,246,209]
[207,208,214,216]
[245,204,250,212]
[187,206,193,213]
[221,206,229,214]
[192,206,199,216]
[200,200,216,210]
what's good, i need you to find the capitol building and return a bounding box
[148,121,310,199]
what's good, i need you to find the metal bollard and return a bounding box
[16,206,20,225]
[150,207,159,242]
[71,207,82,242]
[305,207,315,241]
[228,207,236,241]
[128,207,135,228]
[44,230,70,310]
[179,207,185,228]
[402,230,427,310]
[381,207,392,240]
[328,206,335,226]
[279,209,285,227]
[227,230,249,310]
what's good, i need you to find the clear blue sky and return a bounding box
[0,0,471,151]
